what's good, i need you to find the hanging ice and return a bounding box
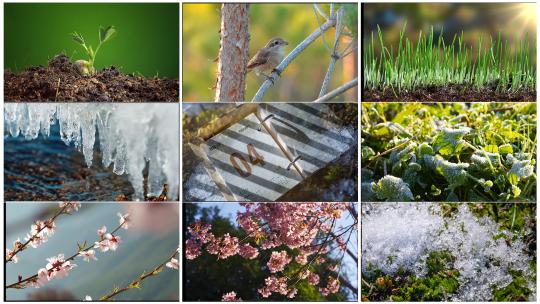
[4,103,179,200]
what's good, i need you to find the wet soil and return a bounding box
[4,54,178,102]
[363,84,536,102]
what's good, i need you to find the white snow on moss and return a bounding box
[362,203,535,301]
[4,103,179,200]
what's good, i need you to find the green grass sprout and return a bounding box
[364,23,536,95]
[71,25,116,75]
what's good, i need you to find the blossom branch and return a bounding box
[97,248,179,301]
[6,212,129,289]
[6,202,81,264]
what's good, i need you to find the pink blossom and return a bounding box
[319,276,340,296]
[6,249,18,263]
[185,239,201,260]
[217,234,239,259]
[257,275,288,297]
[295,253,308,265]
[308,273,320,285]
[315,256,325,265]
[236,213,259,234]
[78,250,97,262]
[25,233,47,248]
[267,250,291,273]
[43,254,77,281]
[30,268,49,288]
[59,202,81,213]
[188,221,214,244]
[222,291,242,301]
[105,234,121,251]
[287,288,298,298]
[166,258,179,270]
[239,244,258,259]
[94,240,110,252]
[97,226,107,238]
[118,213,130,230]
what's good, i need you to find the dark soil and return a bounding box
[363,83,536,102]
[4,54,179,102]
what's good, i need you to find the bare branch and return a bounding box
[318,7,344,97]
[313,3,329,21]
[251,18,336,102]
[313,78,358,102]
[312,4,332,54]
[339,38,358,59]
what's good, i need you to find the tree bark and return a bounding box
[214,4,250,102]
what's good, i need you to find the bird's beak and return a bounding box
[283,40,289,45]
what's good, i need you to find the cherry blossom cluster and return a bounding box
[11,212,131,289]
[5,202,82,264]
[29,254,77,288]
[185,203,356,300]
[222,291,242,301]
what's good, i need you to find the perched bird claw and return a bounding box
[264,74,275,86]
[272,68,282,76]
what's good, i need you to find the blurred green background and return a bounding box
[4,3,179,78]
[182,3,358,102]
[363,3,536,58]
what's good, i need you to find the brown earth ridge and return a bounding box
[4,54,179,102]
[363,83,536,102]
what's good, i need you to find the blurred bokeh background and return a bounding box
[363,3,536,58]
[184,203,358,301]
[182,3,358,101]
[6,203,179,301]
[4,3,179,78]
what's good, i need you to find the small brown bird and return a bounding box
[247,37,289,78]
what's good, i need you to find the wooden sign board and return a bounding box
[185,103,355,202]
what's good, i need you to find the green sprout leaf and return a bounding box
[99,25,116,44]
[71,32,85,45]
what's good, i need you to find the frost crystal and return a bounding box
[4,103,179,200]
[362,203,535,301]
[371,175,414,201]
[506,154,534,181]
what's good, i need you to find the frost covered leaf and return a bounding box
[372,122,412,137]
[507,157,534,181]
[424,155,469,188]
[372,175,414,201]
[432,127,470,156]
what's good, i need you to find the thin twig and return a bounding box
[251,18,336,102]
[6,219,127,289]
[6,204,71,263]
[99,249,178,301]
[313,3,329,21]
[313,78,358,102]
[319,7,344,97]
[312,4,332,54]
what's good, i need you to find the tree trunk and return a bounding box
[214,4,250,102]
